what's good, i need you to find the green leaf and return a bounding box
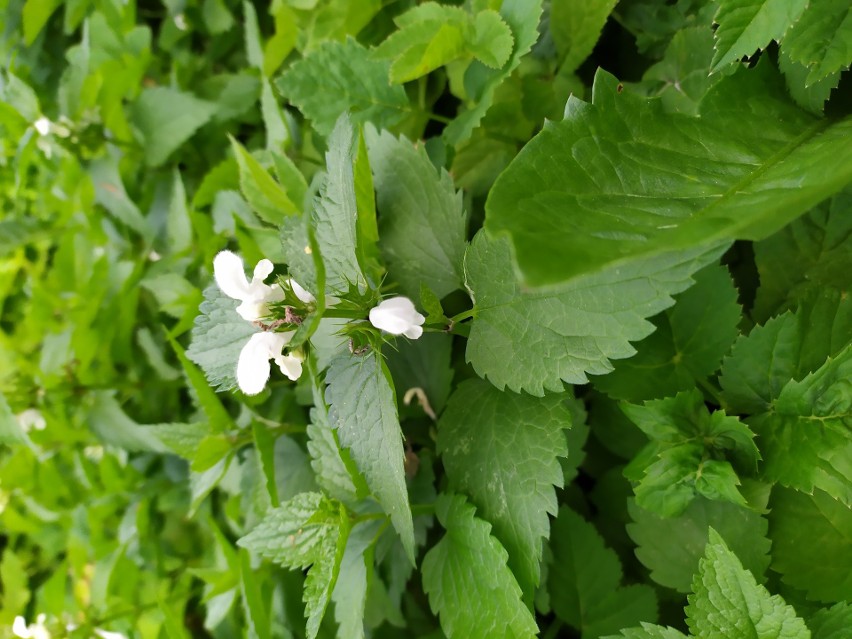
[324,352,414,561]
[751,344,852,505]
[22,0,61,44]
[238,492,350,639]
[484,64,852,287]
[230,137,299,225]
[129,87,217,167]
[465,231,724,395]
[622,389,758,517]
[186,286,257,392]
[365,127,466,300]
[549,507,658,638]
[810,602,852,639]
[782,0,852,85]
[442,0,543,145]
[710,0,808,71]
[306,407,364,504]
[686,529,809,638]
[0,393,27,445]
[779,50,841,114]
[87,392,169,454]
[752,188,852,321]
[593,264,741,401]
[240,550,271,639]
[147,422,212,459]
[469,10,515,69]
[353,132,382,284]
[551,0,619,73]
[276,37,410,137]
[769,486,852,603]
[720,288,851,414]
[604,625,688,639]
[627,495,771,593]
[437,379,570,595]
[385,333,454,419]
[330,520,383,639]
[421,494,539,639]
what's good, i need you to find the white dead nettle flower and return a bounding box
[214,250,285,321]
[17,409,46,433]
[33,117,51,136]
[369,297,425,340]
[237,331,303,395]
[13,615,51,639]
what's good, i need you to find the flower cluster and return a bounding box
[214,251,426,395]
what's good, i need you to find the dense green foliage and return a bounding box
[1,0,850,638]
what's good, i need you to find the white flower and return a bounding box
[94,629,127,639]
[288,278,315,304]
[369,297,425,340]
[13,615,51,639]
[16,408,46,432]
[33,117,51,136]
[213,250,285,322]
[237,332,303,395]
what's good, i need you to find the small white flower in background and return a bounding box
[16,409,46,433]
[237,332,303,395]
[33,117,51,136]
[94,629,127,639]
[13,615,51,639]
[369,297,425,339]
[214,250,285,322]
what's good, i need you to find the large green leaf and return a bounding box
[550,0,619,73]
[421,494,538,639]
[782,0,852,85]
[437,379,570,595]
[365,127,466,300]
[485,64,852,287]
[465,231,723,395]
[324,352,414,561]
[593,264,741,401]
[549,507,658,638]
[710,0,808,71]
[768,487,852,604]
[276,37,410,136]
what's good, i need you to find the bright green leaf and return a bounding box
[782,0,852,85]
[230,137,299,225]
[551,0,619,73]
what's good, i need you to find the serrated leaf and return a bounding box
[593,264,741,401]
[129,87,217,167]
[627,495,771,593]
[421,494,538,639]
[365,127,466,300]
[782,0,852,85]
[752,188,852,321]
[710,0,808,71]
[622,389,758,516]
[551,0,619,73]
[465,231,724,395]
[331,519,383,639]
[469,10,514,68]
[720,289,851,415]
[810,602,852,639]
[686,529,809,638]
[485,64,852,287]
[186,285,257,391]
[276,37,409,137]
[324,352,414,561]
[751,344,852,505]
[769,487,852,603]
[604,624,689,639]
[230,137,299,225]
[442,0,543,145]
[549,507,658,638]
[437,379,570,595]
[779,50,841,114]
[306,407,363,504]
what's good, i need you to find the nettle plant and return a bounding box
[2,0,852,637]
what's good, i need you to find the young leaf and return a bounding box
[782,0,852,86]
[550,0,619,73]
[129,87,217,167]
[230,137,299,225]
[186,286,257,392]
[593,264,741,401]
[485,64,852,287]
[276,37,409,136]
[686,529,809,638]
[769,487,852,603]
[622,389,758,517]
[627,495,771,593]
[365,127,466,300]
[549,507,657,638]
[465,231,724,395]
[710,0,808,71]
[437,379,570,595]
[751,344,852,505]
[421,494,539,639]
[238,492,350,639]
[324,352,415,561]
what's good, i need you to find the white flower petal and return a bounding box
[369,297,425,339]
[274,352,303,381]
[12,617,31,638]
[287,278,315,304]
[214,251,252,301]
[34,117,51,136]
[236,332,293,395]
[403,325,424,340]
[95,629,127,639]
[252,259,275,285]
[236,300,267,322]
